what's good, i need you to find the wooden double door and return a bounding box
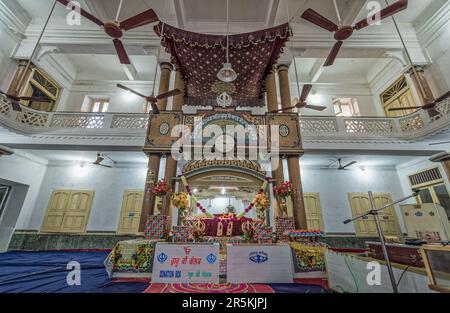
[41,190,94,233]
[348,193,402,237]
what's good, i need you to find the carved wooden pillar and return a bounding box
[277,64,293,112]
[139,154,161,232]
[172,71,185,111]
[157,62,174,110]
[407,66,435,105]
[430,152,450,183]
[266,71,284,216]
[287,157,308,229]
[139,63,174,232]
[163,71,185,219]
[277,63,307,228]
[7,60,34,96]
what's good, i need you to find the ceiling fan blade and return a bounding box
[342,161,357,169]
[269,105,297,113]
[354,0,408,30]
[113,39,131,64]
[301,8,339,32]
[156,89,182,100]
[300,84,313,102]
[120,9,159,31]
[0,90,7,96]
[429,141,450,146]
[304,104,327,111]
[388,106,422,111]
[56,0,104,27]
[324,41,343,67]
[19,97,51,102]
[434,90,450,103]
[116,84,147,98]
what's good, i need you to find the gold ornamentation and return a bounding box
[211,81,236,95]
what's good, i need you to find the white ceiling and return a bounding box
[24,149,148,164]
[12,0,447,85]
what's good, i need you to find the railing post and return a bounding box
[103,114,114,129]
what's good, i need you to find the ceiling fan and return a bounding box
[323,158,357,170]
[301,0,408,67]
[116,84,181,114]
[270,84,326,113]
[93,153,116,168]
[273,3,327,114]
[56,0,159,64]
[0,90,51,112]
[388,91,450,113]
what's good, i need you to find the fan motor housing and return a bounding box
[104,22,123,38]
[334,26,353,41]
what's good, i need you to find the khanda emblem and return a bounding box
[249,251,269,264]
[217,92,233,108]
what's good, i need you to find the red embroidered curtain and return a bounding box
[154,23,291,107]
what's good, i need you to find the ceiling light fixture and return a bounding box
[217,0,237,83]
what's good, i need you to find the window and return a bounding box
[409,168,450,219]
[0,185,11,219]
[91,99,109,113]
[381,76,417,117]
[333,98,360,117]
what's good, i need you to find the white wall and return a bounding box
[30,163,147,232]
[0,152,47,229]
[299,166,407,234]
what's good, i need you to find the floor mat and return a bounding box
[0,251,148,293]
[145,283,275,293]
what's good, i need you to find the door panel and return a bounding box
[41,190,93,233]
[117,190,143,234]
[303,193,325,231]
[41,190,71,233]
[61,191,94,233]
[348,193,402,237]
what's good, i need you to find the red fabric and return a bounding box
[154,22,291,107]
[294,278,329,290]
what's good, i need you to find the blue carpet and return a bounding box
[0,251,148,293]
[269,283,328,293]
[0,251,327,293]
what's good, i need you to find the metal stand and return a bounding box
[343,190,419,293]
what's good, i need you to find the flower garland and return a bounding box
[237,177,271,218]
[180,176,214,218]
[179,175,272,219]
[152,179,172,197]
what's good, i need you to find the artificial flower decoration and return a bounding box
[254,193,270,212]
[172,192,189,210]
[274,181,295,198]
[151,179,172,197]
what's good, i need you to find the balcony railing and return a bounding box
[1,94,450,142]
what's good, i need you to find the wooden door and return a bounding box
[41,190,94,233]
[61,190,94,233]
[41,190,71,233]
[117,190,143,234]
[304,193,325,231]
[348,193,402,237]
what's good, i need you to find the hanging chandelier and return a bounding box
[217,0,237,82]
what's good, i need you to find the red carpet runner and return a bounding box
[144,283,275,294]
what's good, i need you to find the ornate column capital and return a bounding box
[160,62,174,72]
[276,63,290,73]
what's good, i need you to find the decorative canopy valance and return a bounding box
[154,22,291,107]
